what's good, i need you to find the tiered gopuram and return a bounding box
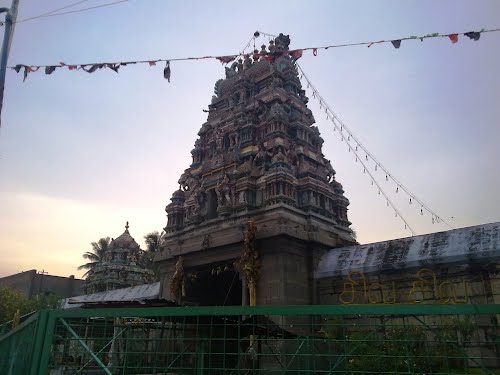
[156,34,356,306]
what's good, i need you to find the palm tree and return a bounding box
[143,231,163,280]
[78,237,111,278]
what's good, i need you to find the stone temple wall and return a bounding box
[315,222,500,368]
[315,222,500,305]
[317,263,499,306]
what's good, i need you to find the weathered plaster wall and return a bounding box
[0,270,84,298]
[315,222,500,305]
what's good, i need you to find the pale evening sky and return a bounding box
[0,0,499,278]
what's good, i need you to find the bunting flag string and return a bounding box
[9,27,499,82]
[296,63,454,234]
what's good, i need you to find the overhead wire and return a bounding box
[254,31,420,234]
[297,65,416,235]
[15,0,91,23]
[15,0,128,24]
[2,27,485,231]
[258,29,500,53]
[296,64,452,233]
[9,26,500,70]
[240,35,256,56]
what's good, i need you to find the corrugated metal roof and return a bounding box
[61,282,162,309]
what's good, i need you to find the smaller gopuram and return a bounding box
[155,33,356,306]
[84,222,155,294]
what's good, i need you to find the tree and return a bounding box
[0,286,60,325]
[0,286,27,324]
[144,231,162,254]
[143,231,163,280]
[78,237,111,278]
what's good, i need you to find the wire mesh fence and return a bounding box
[1,304,499,375]
[0,311,41,375]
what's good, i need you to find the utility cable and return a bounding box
[297,64,452,233]
[16,0,91,23]
[15,0,128,24]
[9,26,500,69]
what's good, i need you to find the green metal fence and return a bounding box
[0,310,48,375]
[1,304,499,375]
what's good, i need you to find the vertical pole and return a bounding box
[36,309,56,375]
[29,311,48,375]
[0,0,20,128]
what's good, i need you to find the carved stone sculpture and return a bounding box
[193,186,206,216]
[216,174,232,207]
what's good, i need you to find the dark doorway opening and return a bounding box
[187,266,242,306]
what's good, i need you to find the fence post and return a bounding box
[33,309,57,374]
[29,310,47,375]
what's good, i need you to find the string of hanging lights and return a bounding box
[296,64,453,233]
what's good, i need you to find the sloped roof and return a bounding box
[315,222,500,279]
[61,282,163,308]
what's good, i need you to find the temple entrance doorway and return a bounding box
[186,263,242,306]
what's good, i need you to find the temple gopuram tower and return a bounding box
[84,222,155,294]
[155,34,356,306]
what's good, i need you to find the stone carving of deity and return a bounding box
[229,131,239,149]
[274,33,290,53]
[272,146,287,164]
[253,143,270,168]
[178,170,200,200]
[243,55,253,69]
[215,127,224,150]
[216,174,232,206]
[191,139,203,164]
[192,186,206,216]
[130,254,136,265]
[286,142,299,167]
[178,170,191,191]
[323,158,336,183]
[238,190,247,204]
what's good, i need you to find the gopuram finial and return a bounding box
[125,221,129,231]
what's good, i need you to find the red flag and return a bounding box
[60,62,78,70]
[448,34,458,43]
[216,55,237,64]
[289,49,303,60]
[148,61,157,66]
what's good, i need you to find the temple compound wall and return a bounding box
[315,222,500,367]
[315,222,500,305]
